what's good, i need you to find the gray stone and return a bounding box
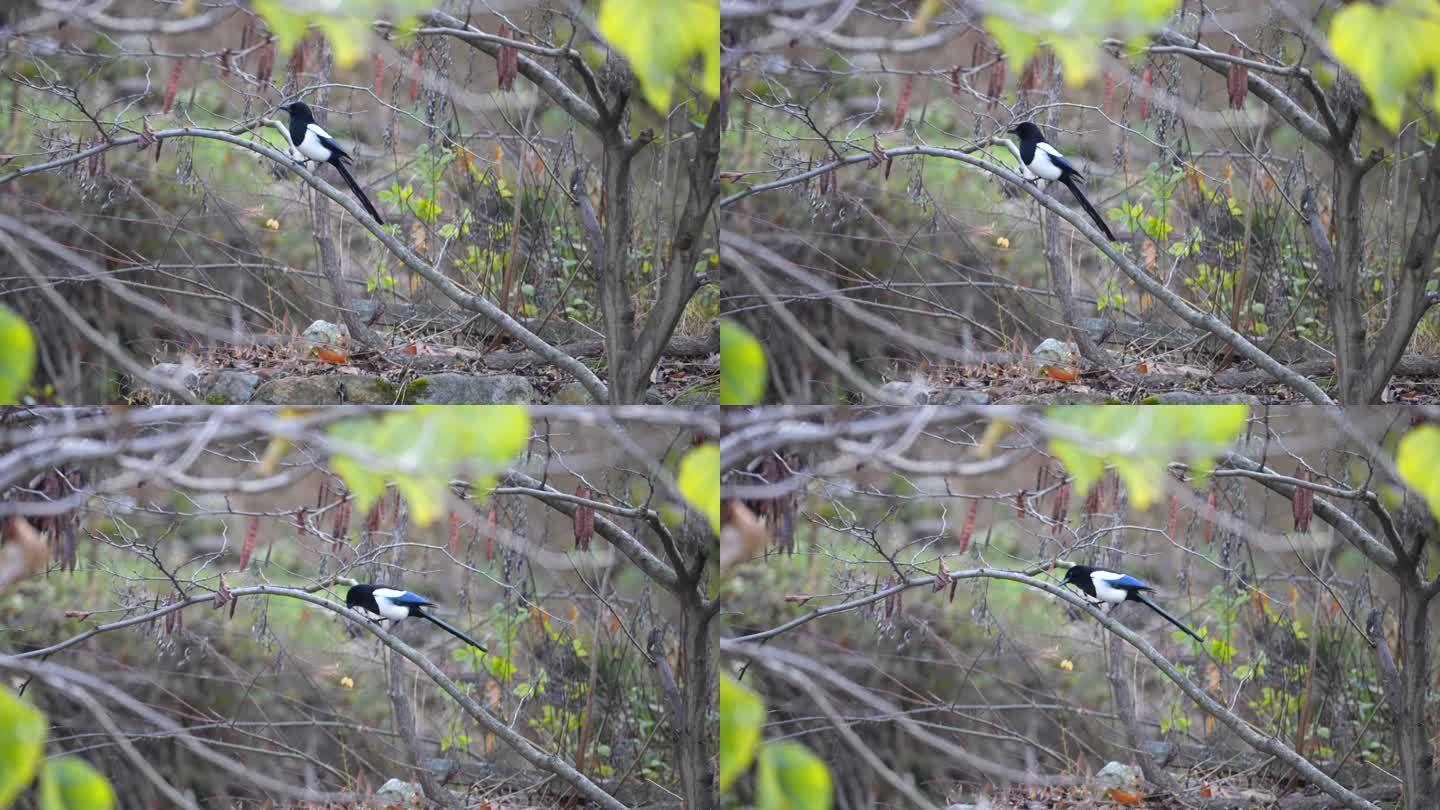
[551,380,593,404]
[301,320,345,349]
[252,376,340,404]
[204,370,259,403]
[372,778,421,808]
[1032,338,1078,366]
[1152,392,1262,405]
[337,375,401,404]
[1095,760,1141,788]
[931,388,991,405]
[408,373,535,404]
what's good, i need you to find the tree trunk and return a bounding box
[1395,585,1437,801]
[599,136,641,403]
[677,579,718,808]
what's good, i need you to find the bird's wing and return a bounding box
[371,587,410,601]
[389,591,435,607]
[305,124,352,160]
[1036,142,1079,177]
[1092,571,1152,590]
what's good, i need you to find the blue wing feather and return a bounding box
[391,591,434,606]
[1107,574,1151,590]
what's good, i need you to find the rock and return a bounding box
[930,388,991,405]
[1095,761,1141,788]
[372,778,421,808]
[1149,392,1262,405]
[301,320,345,350]
[203,370,259,403]
[252,376,340,405]
[550,380,593,404]
[1032,338,1078,366]
[406,373,535,404]
[337,375,404,404]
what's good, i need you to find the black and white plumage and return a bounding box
[345,584,487,653]
[1060,564,1204,643]
[280,101,385,225]
[1009,122,1117,242]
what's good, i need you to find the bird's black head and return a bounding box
[1061,564,1093,586]
[1009,121,1042,141]
[345,583,377,610]
[280,101,313,120]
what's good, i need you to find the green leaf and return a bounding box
[720,674,765,791]
[1046,405,1248,509]
[677,443,719,535]
[1329,0,1440,132]
[0,686,47,806]
[38,757,116,810]
[983,0,1180,89]
[597,0,719,111]
[1397,424,1440,522]
[329,406,531,528]
[0,305,36,404]
[720,319,767,404]
[756,740,833,810]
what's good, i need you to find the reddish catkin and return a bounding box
[573,485,595,551]
[238,516,258,571]
[950,65,961,95]
[1015,490,1026,518]
[294,508,306,538]
[485,506,497,561]
[374,53,384,97]
[410,47,423,102]
[1052,479,1070,536]
[256,42,275,87]
[1204,486,1217,543]
[1226,45,1249,110]
[957,499,978,554]
[1292,466,1314,532]
[497,25,518,91]
[1103,69,1114,115]
[219,49,231,78]
[987,58,1005,107]
[164,60,184,113]
[893,75,913,130]
[288,37,305,79]
[449,511,460,556]
[1168,495,1178,538]
[1139,64,1153,119]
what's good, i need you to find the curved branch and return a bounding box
[13,584,631,810]
[502,471,681,591]
[725,568,1379,810]
[0,126,610,401]
[720,145,1334,404]
[417,12,604,132]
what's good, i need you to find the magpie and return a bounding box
[1008,122,1117,242]
[1060,564,1204,643]
[280,101,386,225]
[345,584,487,653]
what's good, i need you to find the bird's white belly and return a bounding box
[1028,158,1062,181]
[1092,581,1130,604]
[298,137,332,163]
[376,601,410,620]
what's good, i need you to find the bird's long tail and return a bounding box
[417,610,488,653]
[1061,176,1117,242]
[1134,593,1204,644]
[331,158,386,225]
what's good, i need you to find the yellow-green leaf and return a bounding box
[0,686,47,806]
[0,305,36,404]
[38,757,116,810]
[1329,0,1440,132]
[678,443,719,535]
[597,0,719,111]
[720,319,767,405]
[756,740,833,810]
[720,674,765,790]
[1396,424,1440,522]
